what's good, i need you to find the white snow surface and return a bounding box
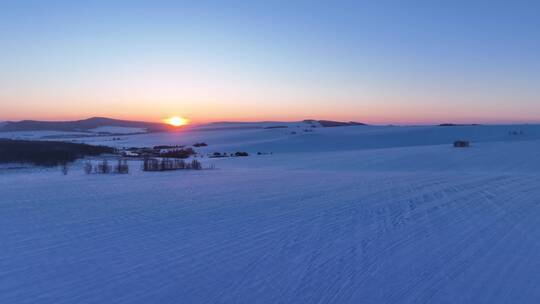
[86,126,147,134]
[2,124,540,303]
[0,130,91,139]
[0,126,146,140]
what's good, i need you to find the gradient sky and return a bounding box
[1,0,539,124]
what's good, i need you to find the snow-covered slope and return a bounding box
[68,124,540,153]
[2,123,538,153]
[2,124,540,303]
[0,126,145,140]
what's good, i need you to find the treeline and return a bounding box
[0,139,115,166]
[143,158,202,171]
[210,151,249,158]
[84,159,129,174]
[160,147,196,159]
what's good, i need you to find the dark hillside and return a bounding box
[0,139,115,166]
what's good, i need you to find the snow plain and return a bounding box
[2,123,540,303]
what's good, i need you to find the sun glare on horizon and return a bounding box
[165,116,189,127]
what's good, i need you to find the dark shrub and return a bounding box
[454,140,470,148]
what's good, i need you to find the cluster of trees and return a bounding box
[0,139,212,174]
[211,151,249,158]
[193,142,208,147]
[82,157,205,174]
[153,145,184,149]
[142,158,202,171]
[160,148,196,159]
[0,139,115,166]
[84,159,129,174]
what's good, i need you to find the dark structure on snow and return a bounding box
[454,140,470,148]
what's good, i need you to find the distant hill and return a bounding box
[194,120,368,131]
[0,117,367,133]
[0,117,168,133]
[304,120,367,127]
[439,123,481,127]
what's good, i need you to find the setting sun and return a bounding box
[165,116,189,127]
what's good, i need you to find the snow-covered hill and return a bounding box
[62,123,540,153]
[2,124,540,303]
[0,117,165,133]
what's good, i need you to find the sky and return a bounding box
[0,0,539,124]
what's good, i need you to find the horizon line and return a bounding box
[2,115,540,127]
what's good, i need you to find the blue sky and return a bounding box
[1,0,539,123]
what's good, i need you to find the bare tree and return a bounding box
[61,162,69,175]
[97,159,111,174]
[190,159,202,170]
[115,159,129,174]
[84,161,93,174]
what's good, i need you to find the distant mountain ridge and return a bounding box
[0,117,168,132]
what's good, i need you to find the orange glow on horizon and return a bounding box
[164,116,189,127]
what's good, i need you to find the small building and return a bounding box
[121,150,139,157]
[454,140,470,148]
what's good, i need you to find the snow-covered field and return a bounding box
[86,126,147,134]
[2,124,540,303]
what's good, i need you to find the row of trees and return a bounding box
[142,158,202,171]
[211,151,249,158]
[59,156,209,175]
[84,159,129,174]
[160,148,196,159]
